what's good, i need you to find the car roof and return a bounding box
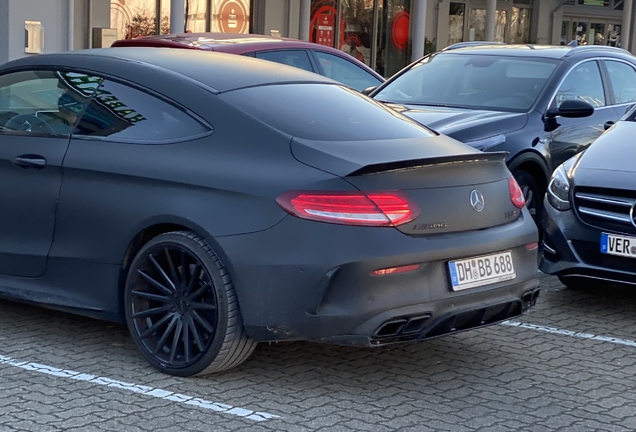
[440,43,633,60]
[1,47,336,93]
[113,32,334,53]
[111,32,386,82]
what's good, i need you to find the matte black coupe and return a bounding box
[0,48,540,376]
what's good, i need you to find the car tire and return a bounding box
[513,169,541,224]
[124,231,256,376]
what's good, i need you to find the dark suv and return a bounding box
[368,44,636,222]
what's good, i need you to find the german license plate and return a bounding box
[448,251,516,291]
[600,232,636,258]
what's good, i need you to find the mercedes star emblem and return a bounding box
[470,189,485,213]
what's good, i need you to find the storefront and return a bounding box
[0,0,634,77]
[306,1,412,77]
[110,0,251,39]
[560,0,627,46]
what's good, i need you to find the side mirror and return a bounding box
[361,86,376,96]
[546,99,595,119]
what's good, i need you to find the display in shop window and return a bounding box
[391,11,409,51]
[316,13,335,47]
[310,1,344,48]
[216,0,249,34]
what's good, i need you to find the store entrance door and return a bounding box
[561,17,624,47]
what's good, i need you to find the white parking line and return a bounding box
[0,354,280,422]
[501,320,636,348]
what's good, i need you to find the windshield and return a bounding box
[375,53,559,112]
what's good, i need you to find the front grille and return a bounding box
[571,240,636,274]
[573,186,636,235]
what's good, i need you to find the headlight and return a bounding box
[547,153,583,211]
[464,134,506,151]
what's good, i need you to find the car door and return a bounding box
[546,59,617,171]
[0,69,99,277]
[253,50,316,73]
[311,50,383,92]
[602,59,636,122]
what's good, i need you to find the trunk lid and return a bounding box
[291,136,521,235]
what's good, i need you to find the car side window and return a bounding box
[555,61,606,108]
[604,60,636,105]
[74,79,210,143]
[313,51,382,92]
[0,70,101,137]
[254,50,314,73]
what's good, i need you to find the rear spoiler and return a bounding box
[348,151,509,177]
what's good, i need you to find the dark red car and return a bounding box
[111,32,384,92]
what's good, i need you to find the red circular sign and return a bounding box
[391,11,409,51]
[219,0,248,34]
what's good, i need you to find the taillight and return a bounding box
[508,177,526,209]
[276,191,419,227]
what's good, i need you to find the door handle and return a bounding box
[13,155,47,169]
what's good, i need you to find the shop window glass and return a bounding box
[160,0,171,34]
[572,22,588,45]
[310,0,339,48]
[111,0,162,40]
[448,3,465,45]
[341,0,374,68]
[467,9,507,43]
[560,20,569,45]
[613,0,624,9]
[186,0,208,33]
[607,24,622,46]
[376,0,411,78]
[510,8,531,44]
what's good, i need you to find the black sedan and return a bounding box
[541,104,636,287]
[367,44,636,223]
[0,48,540,376]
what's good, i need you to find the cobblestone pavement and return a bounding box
[1,273,636,431]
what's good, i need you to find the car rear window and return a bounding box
[220,83,435,141]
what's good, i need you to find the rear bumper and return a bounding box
[539,196,636,286]
[213,209,540,345]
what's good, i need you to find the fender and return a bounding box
[507,150,550,186]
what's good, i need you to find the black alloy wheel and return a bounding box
[125,231,256,376]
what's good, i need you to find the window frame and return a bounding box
[310,49,383,91]
[252,49,317,74]
[600,58,636,108]
[71,73,214,145]
[547,58,612,111]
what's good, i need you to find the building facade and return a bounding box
[0,0,634,77]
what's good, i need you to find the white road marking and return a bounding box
[0,354,280,422]
[501,320,636,348]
